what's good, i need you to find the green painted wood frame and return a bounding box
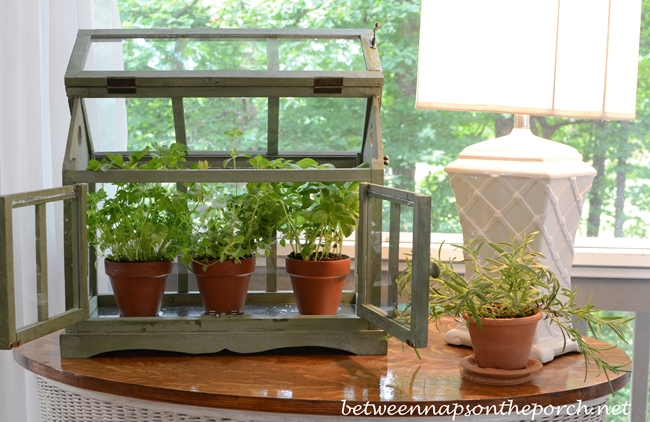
[357,183,432,349]
[0,185,88,350]
[1,29,433,357]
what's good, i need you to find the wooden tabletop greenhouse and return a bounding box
[1,28,432,358]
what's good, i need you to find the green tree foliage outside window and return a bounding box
[116,0,650,239]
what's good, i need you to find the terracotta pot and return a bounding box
[105,260,172,317]
[191,257,255,314]
[285,254,351,315]
[466,311,542,370]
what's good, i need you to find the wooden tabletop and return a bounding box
[12,318,630,416]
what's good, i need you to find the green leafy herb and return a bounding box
[396,232,632,383]
[233,150,363,262]
[180,130,276,267]
[87,143,192,262]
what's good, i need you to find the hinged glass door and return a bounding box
[0,185,88,349]
[357,183,431,348]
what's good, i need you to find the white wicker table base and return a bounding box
[36,375,609,422]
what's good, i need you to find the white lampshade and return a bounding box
[416,0,642,120]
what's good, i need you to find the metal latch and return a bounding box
[106,77,136,94]
[314,77,343,94]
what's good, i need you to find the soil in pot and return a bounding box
[285,254,351,315]
[466,311,542,370]
[191,256,255,315]
[105,260,172,317]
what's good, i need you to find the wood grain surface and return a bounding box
[12,318,630,416]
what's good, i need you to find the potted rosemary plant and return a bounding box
[87,143,192,317]
[397,232,631,381]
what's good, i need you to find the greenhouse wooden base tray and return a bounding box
[60,305,389,358]
[59,327,388,358]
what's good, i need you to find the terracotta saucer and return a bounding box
[460,355,543,386]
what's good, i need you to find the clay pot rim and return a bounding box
[191,255,256,264]
[285,254,352,277]
[190,256,256,275]
[463,311,542,327]
[104,259,173,276]
[285,253,351,262]
[105,259,172,264]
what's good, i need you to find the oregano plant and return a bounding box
[180,129,277,268]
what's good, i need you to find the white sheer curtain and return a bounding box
[0,1,120,421]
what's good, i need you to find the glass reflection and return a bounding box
[279,39,365,71]
[85,39,267,71]
[379,370,397,401]
[277,389,293,398]
[84,37,365,72]
[279,97,365,152]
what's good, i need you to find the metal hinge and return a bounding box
[314,77,343,94]
[106,77,136,94]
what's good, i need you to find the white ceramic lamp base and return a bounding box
[442,126,596,363]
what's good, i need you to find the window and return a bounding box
[116,0,650,243]
[113,1,649,419]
